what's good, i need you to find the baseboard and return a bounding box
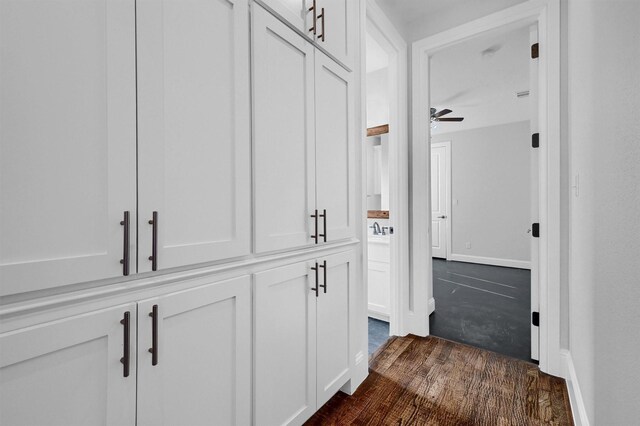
[367,308,389,322]
[560,350,590,426]
[428,297,435,315]
[448,253,531,270]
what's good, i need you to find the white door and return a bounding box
[315,50,355,243]
[137,276,251,426]
[137,0,251,272]
[431,143,449,259]
[316,251,352,407]
[0,304,137,425]
[529,25,540,361]
[0,0,137,296]
[315,0,356,68]
[253,4,316,253]
[254,262,317,426]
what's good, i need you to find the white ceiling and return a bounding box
[429,24,531,134]
[366,32,389,73]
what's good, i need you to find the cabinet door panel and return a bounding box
[317,0,355,68]
[258,0,311,35]
[0,304,137,425]
[0,0,137,295]
[316,251,352,407]
[137,0,251,271]
[315,52,355,242]
[137,276,251,426]
[255,262,317,425]
[253,5,316,253]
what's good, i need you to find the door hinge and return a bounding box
[531,43,539,59]
[532,133,539,148]
[532,311,540,327]
[532,223,540,238]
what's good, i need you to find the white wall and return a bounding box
[567,0,640,424]
[366,67,389,128]
[431,120,531,265]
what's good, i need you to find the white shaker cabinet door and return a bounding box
[257,0,314,37]
[0,304,137,426]
[137,0,251,272]
[316,250,353,407]
[315,0,356,69]
[314,51,355,243]
[0,0,137,295]
[137,276,251,426]
[253,4,317,253]
[254,262,317,426]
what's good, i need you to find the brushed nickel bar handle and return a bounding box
[148,304,158,366]
[310,209,319,243]
[120,211,130,276]
[148,211,158,271]
[319,260,327,293]
[317,7,325,42]
[319,209,327,242]
[308,0,317,35]
[310,262,319,297]
[120,311,131,378]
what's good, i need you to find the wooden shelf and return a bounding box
[366,124,389,137]
[367,210,389,219]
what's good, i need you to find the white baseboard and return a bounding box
[367,308,389,322]
[560,349,590,426]
[428,297,435,315]
[448,253,531,270]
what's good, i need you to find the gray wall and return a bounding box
[567,0,640,423]
[431,121,531,264]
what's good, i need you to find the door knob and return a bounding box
[437,215,447,219]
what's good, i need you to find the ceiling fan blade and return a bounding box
[435,117,464,122]
[434,108,452,118]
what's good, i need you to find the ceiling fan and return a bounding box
[430,108,464,123]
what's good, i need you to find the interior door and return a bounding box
[316,0,355,68]
[431,143,449,259]
[254,261,317,426]
[316,250,353,407]
[315,50,355,243]
[137,0,251,272]
[0,304,137,425]
[0,0,137,295]
[253,4,316,253]
[529,24,540,361]
[137,276,251,426]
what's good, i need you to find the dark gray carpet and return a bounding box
[368,317,390,356]
[430,258,532,361]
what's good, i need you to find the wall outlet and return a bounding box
[465,242,471,249]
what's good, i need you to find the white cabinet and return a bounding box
[253,5,355,253]
[0,304,137,425]
[0,0,137,295]
[255,250,354,425]
[137,276,251,426]
[137,0,251,272]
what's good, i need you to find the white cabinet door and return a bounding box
[137,276,251,426]
[253,4,317,253]
[257,0,313,36]
[255,262,317,426]
[315,0,356,68]
[0,0,137,296]
[316,250,352,407]
[315,51,355,242]
[137,0,251,272]
[0,304,137,425]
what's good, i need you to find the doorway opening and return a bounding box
[427,23,539,362]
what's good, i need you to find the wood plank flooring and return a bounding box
[306,335,573,425]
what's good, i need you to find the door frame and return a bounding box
[364,0,410,337]
[410,0,562,377]
[430,141,452,261]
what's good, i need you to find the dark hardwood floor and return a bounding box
[306,335,573,425]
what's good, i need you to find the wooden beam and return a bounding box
[366,124,389,137]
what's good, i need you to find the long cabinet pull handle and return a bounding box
[120,211,130,276]
[319,260,327,293]
[120,311,131,378]
[308,0,317,35]
[148,304,159,366]
[148,211,158,271]
[317,7,325,42]
[310,209,319,243]
[319,209,327,242]
[310,263,319,297]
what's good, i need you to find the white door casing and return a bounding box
[0,0,137,295]
[137,0,251,272]
[430,143,450,259]
[0,304,137,425]
[253,4,316,253]
[136,276,251,426]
